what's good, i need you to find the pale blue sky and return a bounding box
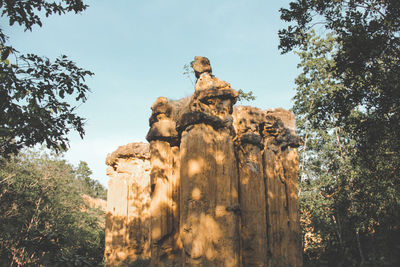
[3,0,299,186]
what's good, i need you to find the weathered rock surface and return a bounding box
[233,106,267,266]
[262,109,302,267]
[105,57,303,267]
[192,56,212,78]
[82,194,107,212]
[105,142,151,267]
[178,77,240,265]
[147,98,182,266]
[195,73,231,92]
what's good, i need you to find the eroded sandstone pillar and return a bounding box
[177,61,240,266]
[147,97,182,266]
[233,106,268,267]
[262,109,302,267]
[105,143,151,266]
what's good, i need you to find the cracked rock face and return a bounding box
[105,143,151,267]
[106,57,303,267]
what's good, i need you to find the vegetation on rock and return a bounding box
[183,61,256,102]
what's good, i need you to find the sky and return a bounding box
[2,0,300,187]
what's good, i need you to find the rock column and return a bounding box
[105,143,151,266]
[177,57,240,266]
[233,106,268,267]
[262,109,303,267]
[146,97,182,266]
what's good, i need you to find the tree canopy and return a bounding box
[0,0,93,157]
[279,1,400,265]
[0,150,105,266]
[75,161,107,200]
[279,0,400,146]
[0,0,88,31]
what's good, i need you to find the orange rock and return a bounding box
[105,143,151,266]
[105,57,303,267]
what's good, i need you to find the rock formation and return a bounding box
[105,56,303,267]
[146,97,182,266]
[105,143,151,266]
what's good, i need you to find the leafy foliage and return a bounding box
[75,161,107,200]
[0,3,103,263]
[236,89,256,102]
[0,0,93,157]
[0,150,105,266]
[0,0,88,31]
[286,24,400,266]
[183,63,195,87]
[279,0,400,152]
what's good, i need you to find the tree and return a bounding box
[75,161,107,200]
[279,0,400,154]
[0,0,93,157]
[0,150,105,266]
[293,32,373,266]
[280,2,400,264]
